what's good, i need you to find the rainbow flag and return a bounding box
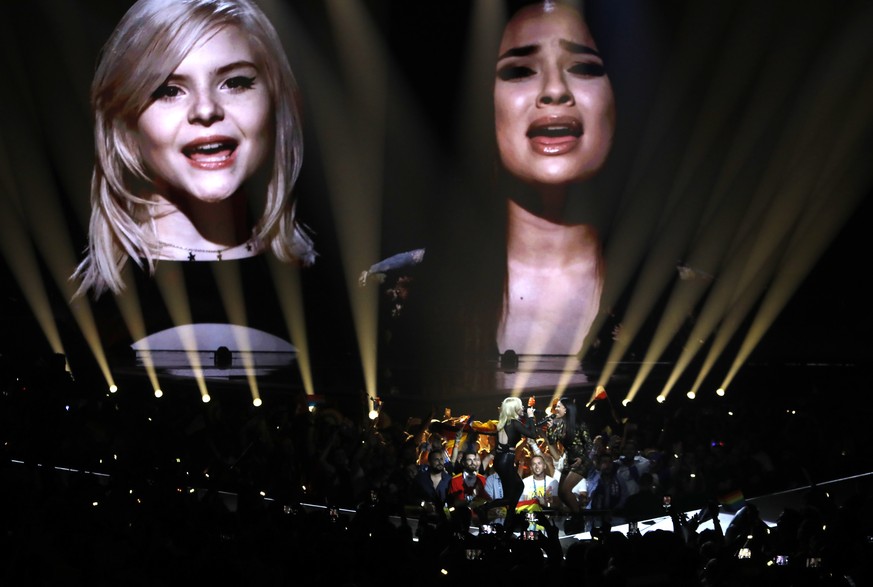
[718,489,746,513]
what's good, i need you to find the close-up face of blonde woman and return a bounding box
[75,0,313,296]
[494,2,615,187]
[134,25,272,210]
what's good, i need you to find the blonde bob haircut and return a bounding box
[73,0,314,298]
[497,396,523,432]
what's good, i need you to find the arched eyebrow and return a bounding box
[166,60,259,82]
[497,39,601,61]
[497,45,538,60]
[214,60,259,75]
[559,39,601,57]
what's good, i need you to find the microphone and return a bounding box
[535,414,556,427]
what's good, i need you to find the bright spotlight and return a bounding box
[716,388,725,397]
[656,395,666,404]
[202,394,211,403]
[308,404,316,413]
[369,396,383,420]
[253,398,263,407]
[621,398,630,407]
[109,384,118,393]
[154,389,163,398]
[686,391,696,400]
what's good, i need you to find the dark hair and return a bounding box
[558,396,579,443]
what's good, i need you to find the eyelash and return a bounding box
[497,66,535,81]
[151,85,182,101]
[496,62,606,81]
[150,76,258,101]
[224,76,257,91]
[568,63,605,77]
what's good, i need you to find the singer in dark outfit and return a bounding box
[546,396,593,522]
[477,396,540,526]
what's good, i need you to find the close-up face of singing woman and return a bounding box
[492,1,616,358]
[74,0,314,297]
[495,1,615,193]
[136,26,270,219]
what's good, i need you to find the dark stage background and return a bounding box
[1,0,872,472]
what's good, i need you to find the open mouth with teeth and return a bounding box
[183,139,239,163]
[526,119,583,156]
[527,121,583,139]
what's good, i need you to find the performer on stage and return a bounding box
[545,396,593,522]
[477,396,540,527]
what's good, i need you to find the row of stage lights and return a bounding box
[103,379,325,411]
[102,382,731,409]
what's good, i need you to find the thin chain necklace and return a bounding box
[158,239,256,261]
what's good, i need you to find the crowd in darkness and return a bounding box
[2,349,872,586]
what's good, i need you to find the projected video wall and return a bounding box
[2,0,872,404]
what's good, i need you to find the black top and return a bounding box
[495,417,538,453]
